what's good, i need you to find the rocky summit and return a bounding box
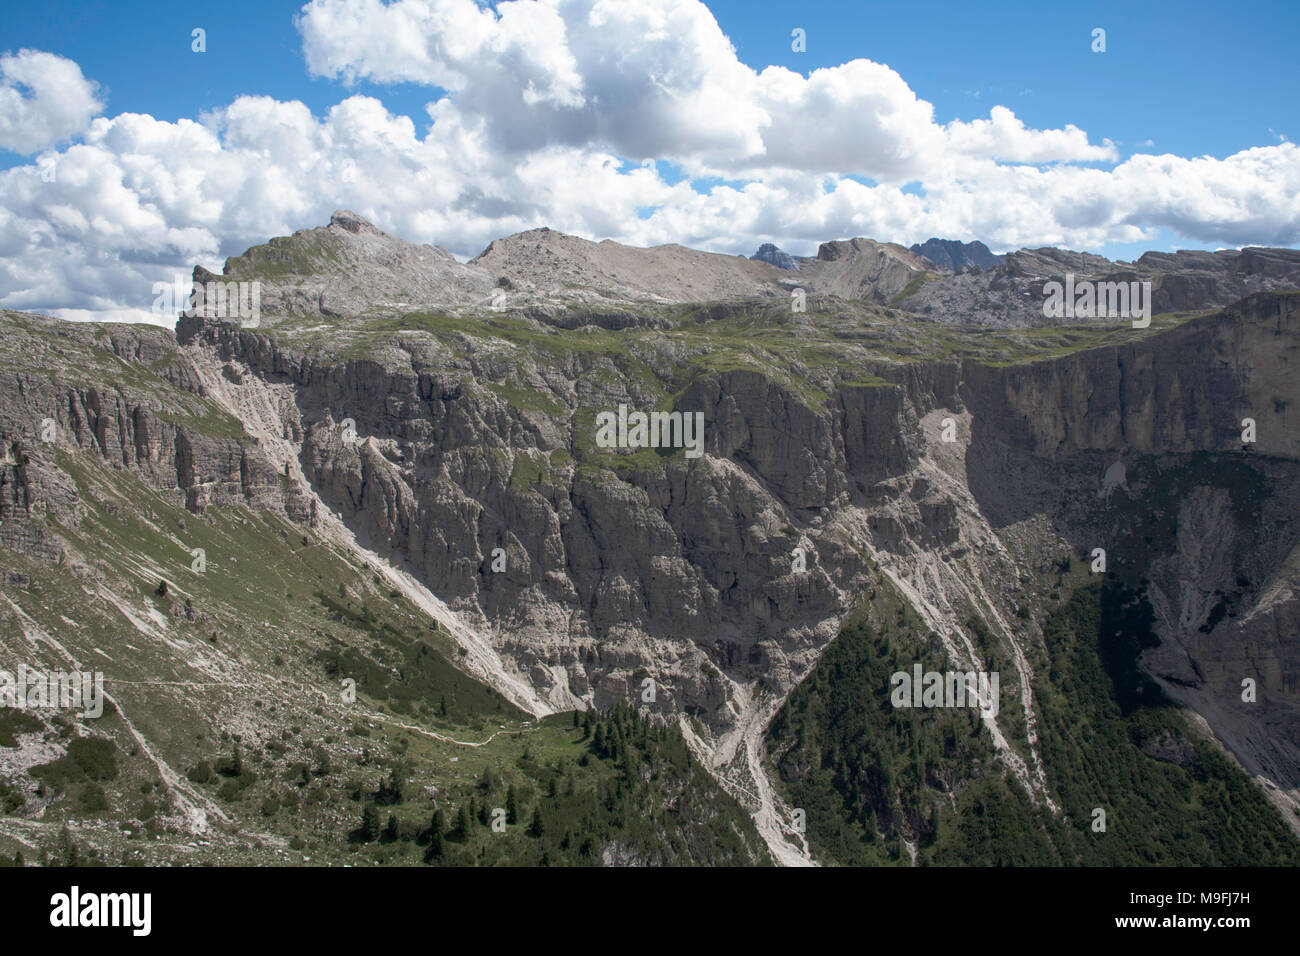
[910,238,1005,273]
[2,213,1299,867]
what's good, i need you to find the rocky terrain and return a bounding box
[2,212,1298,865]
[909,237,1004,273]
[908,244,1300,327]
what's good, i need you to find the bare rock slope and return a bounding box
[5,213,1300,865]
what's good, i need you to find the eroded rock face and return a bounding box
[808,237,932,302]
[909,246,1300,328]
[751,244,799,271]
[4,217,1300,818]
[962,296,1299,460]
[959,293,1300,785]
[910,238,1004,273]
[200,331,895,729]
[181,210,496,326]
[0,322,292,535]
[161,289,1300,793]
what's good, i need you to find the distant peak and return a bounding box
[750,243,799,270]
[815,237,912,263]
[909,237,1003,273]
[329,210,379,234]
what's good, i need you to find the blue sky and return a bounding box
[0,0,1297,320]
[5,0,1294,162]
[713,0,1297,158]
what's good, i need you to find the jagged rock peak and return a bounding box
[815,236,927,267]
[329,210,381,234]
[909,237,1004,273]
[750,243,799,270]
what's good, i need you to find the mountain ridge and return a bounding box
[3,212,1300,866]
[198,212,1300,331]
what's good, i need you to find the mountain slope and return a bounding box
[3,214,1299,865]
[0,311,769,866]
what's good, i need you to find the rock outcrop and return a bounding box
[750,243,799,271]
[5,214,1300,859]
[910,237,1004,272]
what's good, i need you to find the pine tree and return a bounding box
[506,785,519,825]
[383,813,399,843]
[360,805,380,842]
[455,804,472,841]
[528,806,545,838]
[381,765,405,804]
[58,825,77,867]
[424,829,444,863]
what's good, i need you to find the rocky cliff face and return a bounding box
[750,243,799,271]
[4,216,1299,863]
[910,237,1004,272]
[0,317,298,554]
[908,245,1300,328]
[171,290,1300,828]
[960,292,1300,787]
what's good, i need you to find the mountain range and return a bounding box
[2,212,1298,866]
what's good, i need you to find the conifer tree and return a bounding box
[360,805,380,842]
[528,806,545,838]
[424,828,444,862]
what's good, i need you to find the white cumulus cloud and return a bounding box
[0,49,104,154]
